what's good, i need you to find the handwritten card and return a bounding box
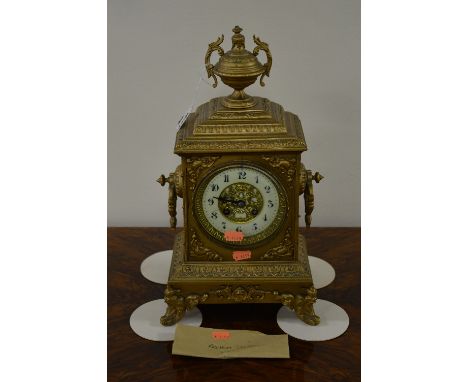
[172,325,290,359]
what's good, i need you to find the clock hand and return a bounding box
[213,196,236,204]
[228,199,246,207]
[214,196,246,206]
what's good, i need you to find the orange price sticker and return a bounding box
[232,250,251,261]
[211,331,231,340]
[224,231,244,242]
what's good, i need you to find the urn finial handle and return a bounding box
[253,35,272,87]
[205,35,225,88]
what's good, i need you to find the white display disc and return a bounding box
[309,256,336,289]
[277,299,349,341]
[130,299,202,341]
[140,250,173,284]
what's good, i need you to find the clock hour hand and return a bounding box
[213,196,235,204]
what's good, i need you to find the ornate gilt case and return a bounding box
[157,26,323,326]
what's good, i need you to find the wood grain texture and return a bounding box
[108,227,360,382]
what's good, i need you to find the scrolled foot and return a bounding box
[159,286,208,326]
[160,286,185,326]
[279,287,320,326]
[299,310,320,326]
[160,305,185,326]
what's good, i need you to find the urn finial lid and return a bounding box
[205,26,273,109]
[231,25,245,50]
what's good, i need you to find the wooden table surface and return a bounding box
[108,227,360,382]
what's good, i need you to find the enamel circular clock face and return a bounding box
[193,164,287,246]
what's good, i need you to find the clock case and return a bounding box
[157,27,322,326]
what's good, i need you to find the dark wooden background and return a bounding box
[108,227,360,382]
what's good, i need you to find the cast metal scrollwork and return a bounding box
[211,285,277,302]
[279,287,320,326]
[262,156,296,183]
[189,228,222,261]
[186,156,219,190]
[253,35,272,86]
[205,35,225,88]
[299,163,307,195]
[160,286,208,326]
[260,229,294,260]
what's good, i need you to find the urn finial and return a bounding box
[205,26,273,109]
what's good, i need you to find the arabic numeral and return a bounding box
[268,200,274,208]
[238,171,247,179]
[222,221,226,229]
[253,223,258,231]
[255,175,259,184]
[264,185,271,193]
[224,174,229,182]
[208,198,214,206]
[264,214,268,222]
[236,226,242,232]
[211,184,219,192]
[211,211,218,219]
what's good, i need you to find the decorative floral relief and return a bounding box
[260,229,294,260]
[188,228,222,262]
[186,156,219,190]
[262,156,296,183]
[210,285,277,302]
[169,232,310,279]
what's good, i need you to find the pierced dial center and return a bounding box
[218,182,263,223]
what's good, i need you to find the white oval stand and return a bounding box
[308,256,335,289]
[140,250,173,284]
[277,299,349,341]
[141,251,336,289]
[130,299,203,341]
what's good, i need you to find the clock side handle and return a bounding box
[157,165,184,229]
[303,169,324,228]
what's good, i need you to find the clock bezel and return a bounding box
[192,161,288,247]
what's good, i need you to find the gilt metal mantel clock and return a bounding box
[157,26,323,326]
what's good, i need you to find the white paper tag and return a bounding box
[176,66,210,130]
[177,108,191,129]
